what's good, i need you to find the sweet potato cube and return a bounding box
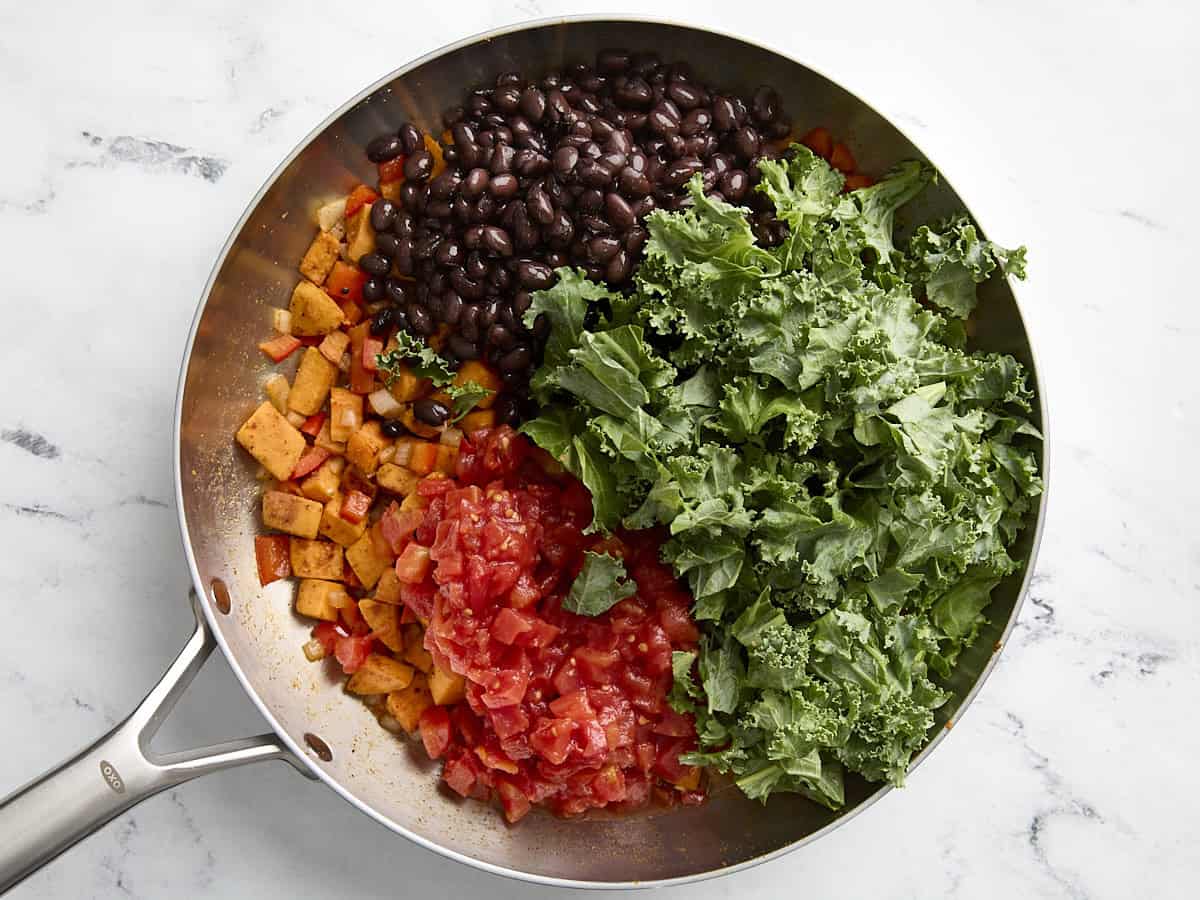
[237,402,307,481]
[345,421,391,475]
[434,444,457,475]
[314,420,347,455]
[295,579,346,622]
[300,456,345,502]
[289,538,344,580]
[459,409,496,432]
[385,363,430,403]
[344,203,376,263]
[402,625,434,673]
[347,654,414,695]
[319,493,368,546]
[429,664,466,706]
[386,674,432,732]
[286,349,338,417]
[375,463,420,496]
[262,490,322,538]
[299,230,341,284]
[453,361,502,409]
[359,598,403,651]
[407,441,439,476]
[328,388,363,443]
[375,568,403,605]
[346,528,391,589]
[288,280,344,336]
[318,330,351,365]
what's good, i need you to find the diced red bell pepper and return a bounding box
[325,261,367,305]
[258,334,302,363]
[344,184,379,218]
[829,142,856,174]
[378,157,406,184]
[340,489,372,525]
[800,126,834,160]
[291,445,331,480]
[254,535,291,585]
[362,336,384,372]
[334,633,373,674]
[299,412,326,438]
[419,706,452,759]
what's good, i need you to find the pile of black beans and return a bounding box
[360,49,792,426]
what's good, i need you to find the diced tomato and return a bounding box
[380,502,422,554]
[829,142,856,174]
[843,174,875,191]
[258,334,302,363]
[491,607,533,644]
[340,489,372,524]
[344,184,379,218]
[299,413,326,438]
[419,706,453,759]
[362,336,384,372]
[395,543,432,584]
[254,535,291,585]
[800,126,834,160]
[496,779,532,823]
[311,621,340,655]
[548,690,592,720]
[378,156,406,184]
[442,753,478,797]
[508,572,541,610]
[333,633,372,674]
[651,707,695,738]
[658,601,700,644]
[325,261,367,305]
[488,704,530,740]
[347,322,374,394]
[529,718,573,765]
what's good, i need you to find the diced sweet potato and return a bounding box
[299,230,341,284]
[262,490,322,538]
[429,664,466,705]
[453,361,502,409]
[407,441,439,476]
[329,388,363,443]
[359,598,403,651]
[401,406,440,439]
[288,281,345,336]
[347,654,414,695]
[346,527,392,589]
[318,330,351,365]
[295,579,346,622]
[460,408,496,432]
[344,203,376,263]
[300,456,344,502]
[385,363,431,403]
[287,348,338,416]
[237,402,306,481]
[375,463,420,496]
[289,538,344,579]
[673,766,702,791]
[386,674,432,732]
[434,444,457,475]
[345,420,391,475]
[314,420,347,454]
[319,492,368,546]
[375,568,402,605]
[402,625,434,673]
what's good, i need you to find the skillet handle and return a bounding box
[0,590,311,895]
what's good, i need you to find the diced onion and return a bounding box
[264,373,290,414]
[378,445,396,465]
[440,428,463,448]
[368,388,404,419]
[378,715,404,734]
[286,410,307,429]
[392,440,413,467]
[272,308,292,335]
[302,638,327,662]
[315,197,346,231]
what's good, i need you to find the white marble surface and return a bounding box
[1,0,1196,896]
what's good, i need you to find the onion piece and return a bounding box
[378,444,396,465]
[315,197,346,231]
[392,440,413,468]
[337,351,352,373]
[272,308,292,335]
[440,428,463,448]
[302,638,327,662]
[264,373,290,414]
[368,387,404,419]
[285,410,307,429]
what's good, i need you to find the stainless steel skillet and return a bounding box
[0,16,1048,894]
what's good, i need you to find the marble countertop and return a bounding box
[1,1,1195,897]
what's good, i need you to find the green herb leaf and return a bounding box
[444,380,493,423]
[375,331,455,387]
[563,551,636,616]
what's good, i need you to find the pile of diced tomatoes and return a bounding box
[375,427,703,821]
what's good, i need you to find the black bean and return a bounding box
[496,71,523,87]
[426,292,445,321]
[479,299,500,329]
[450,268,485,301]
[466,252,490,279]
[489,143,515,175]
[663,156,703,187]
[496,303,519,331]
[752,86,781,124]
[443,146,460,163]
[493,394,521,426]
[544,208,574,244]
[399,182,425,213]
[493,86,521,112]
[362,277,386,304]
[513,214,539,249]
[399,123,424,154]
[426,200,452,219]
[614,165,649,198]
[380,419,406,438]
[548,89,571,120]
[579,161,612,189]
[468,93,491,116]
[624,226,648,253]
[605,249,632,283]
[376,232,403,259]
[519,86,546,123]
[489,173,519,199]
[604,192,636,230]
[413,398,450,427]
[632,195,657,218]
[625,112,648,132]
[686,133,718,159]
[428,169,461,200]
[720,169,750,201]
[459,304,482,341]
[512,290,532,315]
[498,344,532,372]
[553,145,580,175]
[578,188,604,213]
[463,167,489,198]
[407,302,434,335]
[447,333,480,361]
[733,126,761,160]
[488,323,516,350]
[366,133,404,163]
[597,48,630,74]
[393,250,415,277]
[435,240,463,268]
[615,77,653,109]
[711,96,738,132]
[588,235,622,263]
[357,252,388,277]
[664,134,687,158]
[514,149,550,176]
[648,105,680,136]
[666,81,703,110]
[392,210,416,237]
[490,266,512,290]
[471,193,496,223]
[516,260,554,290]
[680,108,712,137]
[367,201,397,236]
[527,185,554,225]
[428,271,446,295]
[482,225,514,257]
[404,149,434,182]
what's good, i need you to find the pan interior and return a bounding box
[177,19,1043,885]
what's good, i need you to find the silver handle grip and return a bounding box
[0,590,310,894]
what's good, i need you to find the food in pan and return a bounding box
[237,48,1039,822]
